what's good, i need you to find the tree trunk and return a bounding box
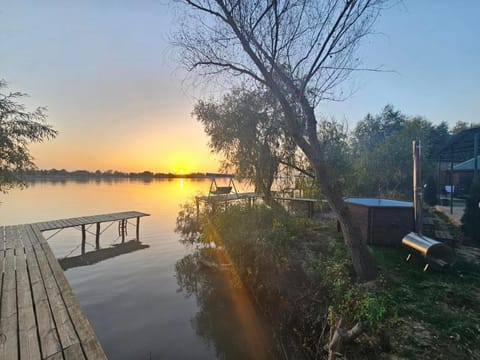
[313,160,378,282]
[328,318,364,360]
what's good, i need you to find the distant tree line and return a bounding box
[24,168,216,180]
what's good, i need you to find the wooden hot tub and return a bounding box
[343,198,414,246]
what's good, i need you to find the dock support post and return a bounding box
[121,220,126,243]
[136,217,140,242]
[96,223,100,250]
[81,224,86,255]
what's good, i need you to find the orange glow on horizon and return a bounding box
[29,114,222,174]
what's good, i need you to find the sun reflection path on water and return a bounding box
[203,215,273,360]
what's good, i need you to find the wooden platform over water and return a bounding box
[32,211,149,231]
[196,192,321,218]
[0,211,150,359]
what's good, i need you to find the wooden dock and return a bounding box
[34,211,150,255]
[195,191,321,218]
[0,211,149,359]
[32,211,149,232]
[274,196,319,218]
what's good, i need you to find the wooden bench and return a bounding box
[210,186,232,195]
[0,224,107,359]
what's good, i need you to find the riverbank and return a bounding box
[177,202,480,359]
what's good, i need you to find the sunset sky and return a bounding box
[1,1,479,173]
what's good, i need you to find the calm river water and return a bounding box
[0,178,257,359]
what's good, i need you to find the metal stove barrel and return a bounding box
[402,232,455,266]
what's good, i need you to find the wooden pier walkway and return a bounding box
[0,211,149,359]
[32,211,149,232]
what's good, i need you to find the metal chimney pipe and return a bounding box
[413,140,423,234]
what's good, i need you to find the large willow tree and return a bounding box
[174,0,389,281]
[193,87,296,202]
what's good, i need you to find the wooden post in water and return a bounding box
[136,217,140,242]
[95,223,100,250]
[121,220,126,243]
[81,224,86,255]
[196,198,200,221]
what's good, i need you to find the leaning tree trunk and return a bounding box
[313,160,378,282]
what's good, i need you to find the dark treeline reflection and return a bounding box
[175,250,275,360]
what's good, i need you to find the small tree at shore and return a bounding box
[0,80,57,192]
[174,0,391,281]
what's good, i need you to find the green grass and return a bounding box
[370,245,480,359]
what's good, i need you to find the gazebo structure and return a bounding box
[436,127,480,213]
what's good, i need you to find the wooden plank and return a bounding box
[62,218,74,227]
[45,351,64,360]
[55,220,67,229]
[36,221,52,231]
[35,222,46,231]
[65,219,78,227]
[67,219,80,227]
[29,232,79,352]
[4,226,15,250]
[21,225,63,358]
[55,220,66,228]
[63,219,74,228]
[0,248,18,360]
[71,217,88,228]
[63,342,86,360]
[31,226,107,359]
[16,227,42,360]
[59,219,71,227]
[0,226,5,252]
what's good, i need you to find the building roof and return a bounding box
[453,155,480,171]
[344,197,413,207]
